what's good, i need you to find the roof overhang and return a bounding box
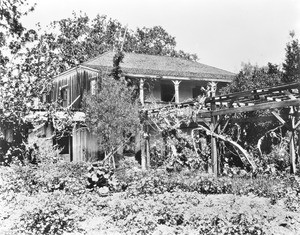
[124,73,232,83]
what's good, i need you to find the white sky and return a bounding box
[22,0,300,73]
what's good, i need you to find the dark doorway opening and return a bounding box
[161,83,175,102]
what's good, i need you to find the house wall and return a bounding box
[47,68,100,162]
[72,127,98,162]
[52,68,99,108]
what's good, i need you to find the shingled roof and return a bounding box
[81,51,235,82]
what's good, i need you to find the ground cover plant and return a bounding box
[1,144,300,235]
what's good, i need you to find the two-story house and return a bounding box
[46,51,235,162]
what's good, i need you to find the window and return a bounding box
[53,136,70,154]
[60,87,68,107]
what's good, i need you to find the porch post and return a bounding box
[172,80,181,103]
[140,78,144,106]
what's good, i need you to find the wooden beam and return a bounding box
[283,90,297,100]
[198,99,300,118]
[227,116,278,123]
[206,82,300,103]
[290,131,297,174]
[67,95,80,109]
[294,120,300,130]
[271,111,286,125]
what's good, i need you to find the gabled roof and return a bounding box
[81,51,235,82]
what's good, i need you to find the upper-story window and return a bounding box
[90,79,96,95]
[60,85,68,107]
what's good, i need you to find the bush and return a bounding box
[0,138,90,195]
[122,169,233,196]
[117,167,300,207]
[14,192,85,235]
[0,161,89,195]
[258,143,290,173]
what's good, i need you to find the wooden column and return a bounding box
[210,88,218,176]
[145,125,150,169]
[172,80,181,103]
[290,106,297,174]
[141,132,146,170]
[140,79,144,106]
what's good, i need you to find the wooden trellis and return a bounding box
[144,82,300,175]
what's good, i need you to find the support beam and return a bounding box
[198,99,300,118]
[172,80,181,103]
[271,111,286,125]
[283,90,296,100]
[140,79,144,106]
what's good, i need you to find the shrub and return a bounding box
[123,170,233,196]
[15,192,85,235]
[0,160,89,195]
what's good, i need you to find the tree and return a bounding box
[282,31,300,83]
[0,0,36,70]
[28,12,198,75]
[0,0,39,164]
[221,62,282,94]
[83,76,140,157]
[219,63,283,167]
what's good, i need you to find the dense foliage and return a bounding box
[219,61,290,170]
[282,31,300,83]
[83,76,140,155]
[221,62,282,94]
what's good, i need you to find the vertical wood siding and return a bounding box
[52,68,99,109]
[52,67,100,162]
[72,127,98,162]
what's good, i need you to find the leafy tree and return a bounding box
[0,0,36,70]
[29,12,198,74]
[0,0,39,164]
[282,31,300,83]
[83,76,140,156]
[219,63,284,169]
[221,62,282,94]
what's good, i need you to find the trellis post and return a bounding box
[290,106,297,174]
[141,130,146,170]
[210,91,218,176]
[146,125,151,169]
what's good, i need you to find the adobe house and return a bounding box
[48,51,235,162]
